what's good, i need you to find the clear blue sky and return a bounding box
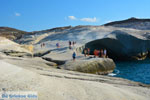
[0,0,150,32]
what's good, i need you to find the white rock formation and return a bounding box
[0,57,150,100]
[0,37,32,56]
[62,58,115,74]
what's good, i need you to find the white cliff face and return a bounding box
[21,26,150,43]
[0,37,31,54]
[15,25,150,60]
[85,30,149,60]
[1,25,150,100]
[17,26,150,53]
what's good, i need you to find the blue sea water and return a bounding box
[109,59,150,84]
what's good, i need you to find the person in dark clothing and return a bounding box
[72,52,76,61]
[69,41,71,45]
[56,43,60,48]
[41,43,43,48]
[69,41,72,49]
[43,43,45,47]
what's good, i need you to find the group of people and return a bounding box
[69,41,76,49]
[72,48,108,61]
[55,41,76,49]
[83,48,90,57]
[93,49,107,58]
[83,48,107,58]
[40,43,45,48]
[41,41,107,61]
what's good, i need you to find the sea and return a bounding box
[108,58,150,84]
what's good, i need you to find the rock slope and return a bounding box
[0,55,150,100]
[0,37,32,57]
[17,25,150,60]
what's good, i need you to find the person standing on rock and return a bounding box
[100,49,104,57]
[72,41,76,49]
[41,43,43,48]
[43,43,45,47]
[87,48,90,56]
[94,49,98,58]
[69,41,72,49]
[72,52,76,61]
[84,48,87,57]
[56,43,60,48]
[73,41,75,46]
[97,50,100,57]
[104,48,107,58]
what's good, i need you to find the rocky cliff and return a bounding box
[104,17,150,30]
[85,30,150,60]
[16,25,150,60]
[0,27,27,40]
[2,18,150,60]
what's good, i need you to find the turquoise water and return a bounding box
[111,59,150,84]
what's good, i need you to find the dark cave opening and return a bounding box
[84,38,130,61]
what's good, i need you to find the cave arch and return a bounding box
[85,38,129,60]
